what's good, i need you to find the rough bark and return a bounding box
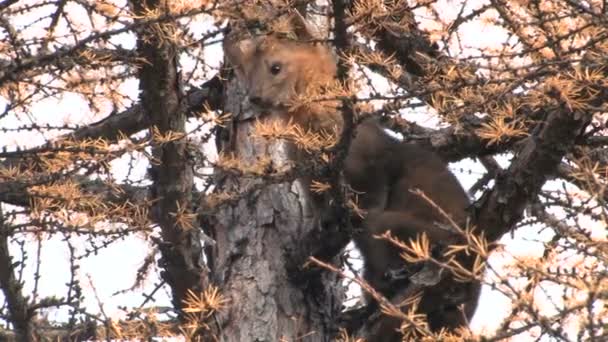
[0,209,34,341]
[207,69,344,342]
[132,0,205,313]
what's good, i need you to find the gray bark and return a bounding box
[208,75,344,342]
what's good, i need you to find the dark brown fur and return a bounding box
[345,119,479,339]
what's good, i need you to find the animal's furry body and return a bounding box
[345,119,479,340]
[223,14,480,340]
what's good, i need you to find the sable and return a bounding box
[346,118,479,339]
[223,12,480,341]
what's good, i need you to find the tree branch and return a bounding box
[0,74,222,215]
[131,0,204,314]
[0,176,148,216]
[0,209,34,341]
[71,74,223,142]
[475,107,591,242]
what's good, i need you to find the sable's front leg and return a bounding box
[383,262,423,281]
[364,209,457,243]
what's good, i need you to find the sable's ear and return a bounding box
[223,36,257,79]
[289,11,317,41]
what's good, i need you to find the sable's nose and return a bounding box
[249,96,263,106]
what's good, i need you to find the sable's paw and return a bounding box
[383,262,425,282]
[319,204,341,230]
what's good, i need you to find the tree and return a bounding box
[0,0,606,341]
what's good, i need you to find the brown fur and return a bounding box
[346,119,479,339]
[223,15,342,133]
[223,14,480,340]
[223,14,342,219]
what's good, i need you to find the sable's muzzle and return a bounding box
[247,96,287,111]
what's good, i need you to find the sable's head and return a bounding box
[223,13,337,110]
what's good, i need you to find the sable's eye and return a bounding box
[270,63,281,75]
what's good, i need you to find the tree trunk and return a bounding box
[207,73,344,341]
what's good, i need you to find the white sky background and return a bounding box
[0,1,597,340]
